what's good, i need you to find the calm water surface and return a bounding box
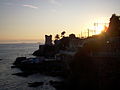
[0,43,59,90]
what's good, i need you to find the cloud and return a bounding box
[23,4,38,9]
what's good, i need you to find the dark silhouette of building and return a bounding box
[45,35,52,45]
[107,14,120,37]
[69,14,120,90]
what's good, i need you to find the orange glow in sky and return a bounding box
[0,0,119,43]
[95,25,105,34]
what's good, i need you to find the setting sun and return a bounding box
[96,25,105,34]
[88,23,108,36]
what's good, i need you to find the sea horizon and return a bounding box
[0,40,44,45]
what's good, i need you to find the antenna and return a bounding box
[94,22,109,35]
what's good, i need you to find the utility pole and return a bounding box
[81,31,82,38]
[88,29,89,37]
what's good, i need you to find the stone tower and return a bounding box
[45,35,52,45]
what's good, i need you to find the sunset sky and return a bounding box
[0,0,120,43]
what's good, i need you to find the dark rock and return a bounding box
[32,50,43,56]
[11,66,17,68]
[49,80,65,90]
[12,57,67,77]
[13,57,26,65]
[33,45,56,58]
[12,72,34,77]
[28,82,44,87]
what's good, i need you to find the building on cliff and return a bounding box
[45,35,52,45]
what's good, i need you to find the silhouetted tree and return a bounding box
[55,34,60,40]
[69,34,76,38]
[61,31,66,37]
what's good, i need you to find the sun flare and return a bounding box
[95,25,105,34]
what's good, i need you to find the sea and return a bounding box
[0,43,60,90]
